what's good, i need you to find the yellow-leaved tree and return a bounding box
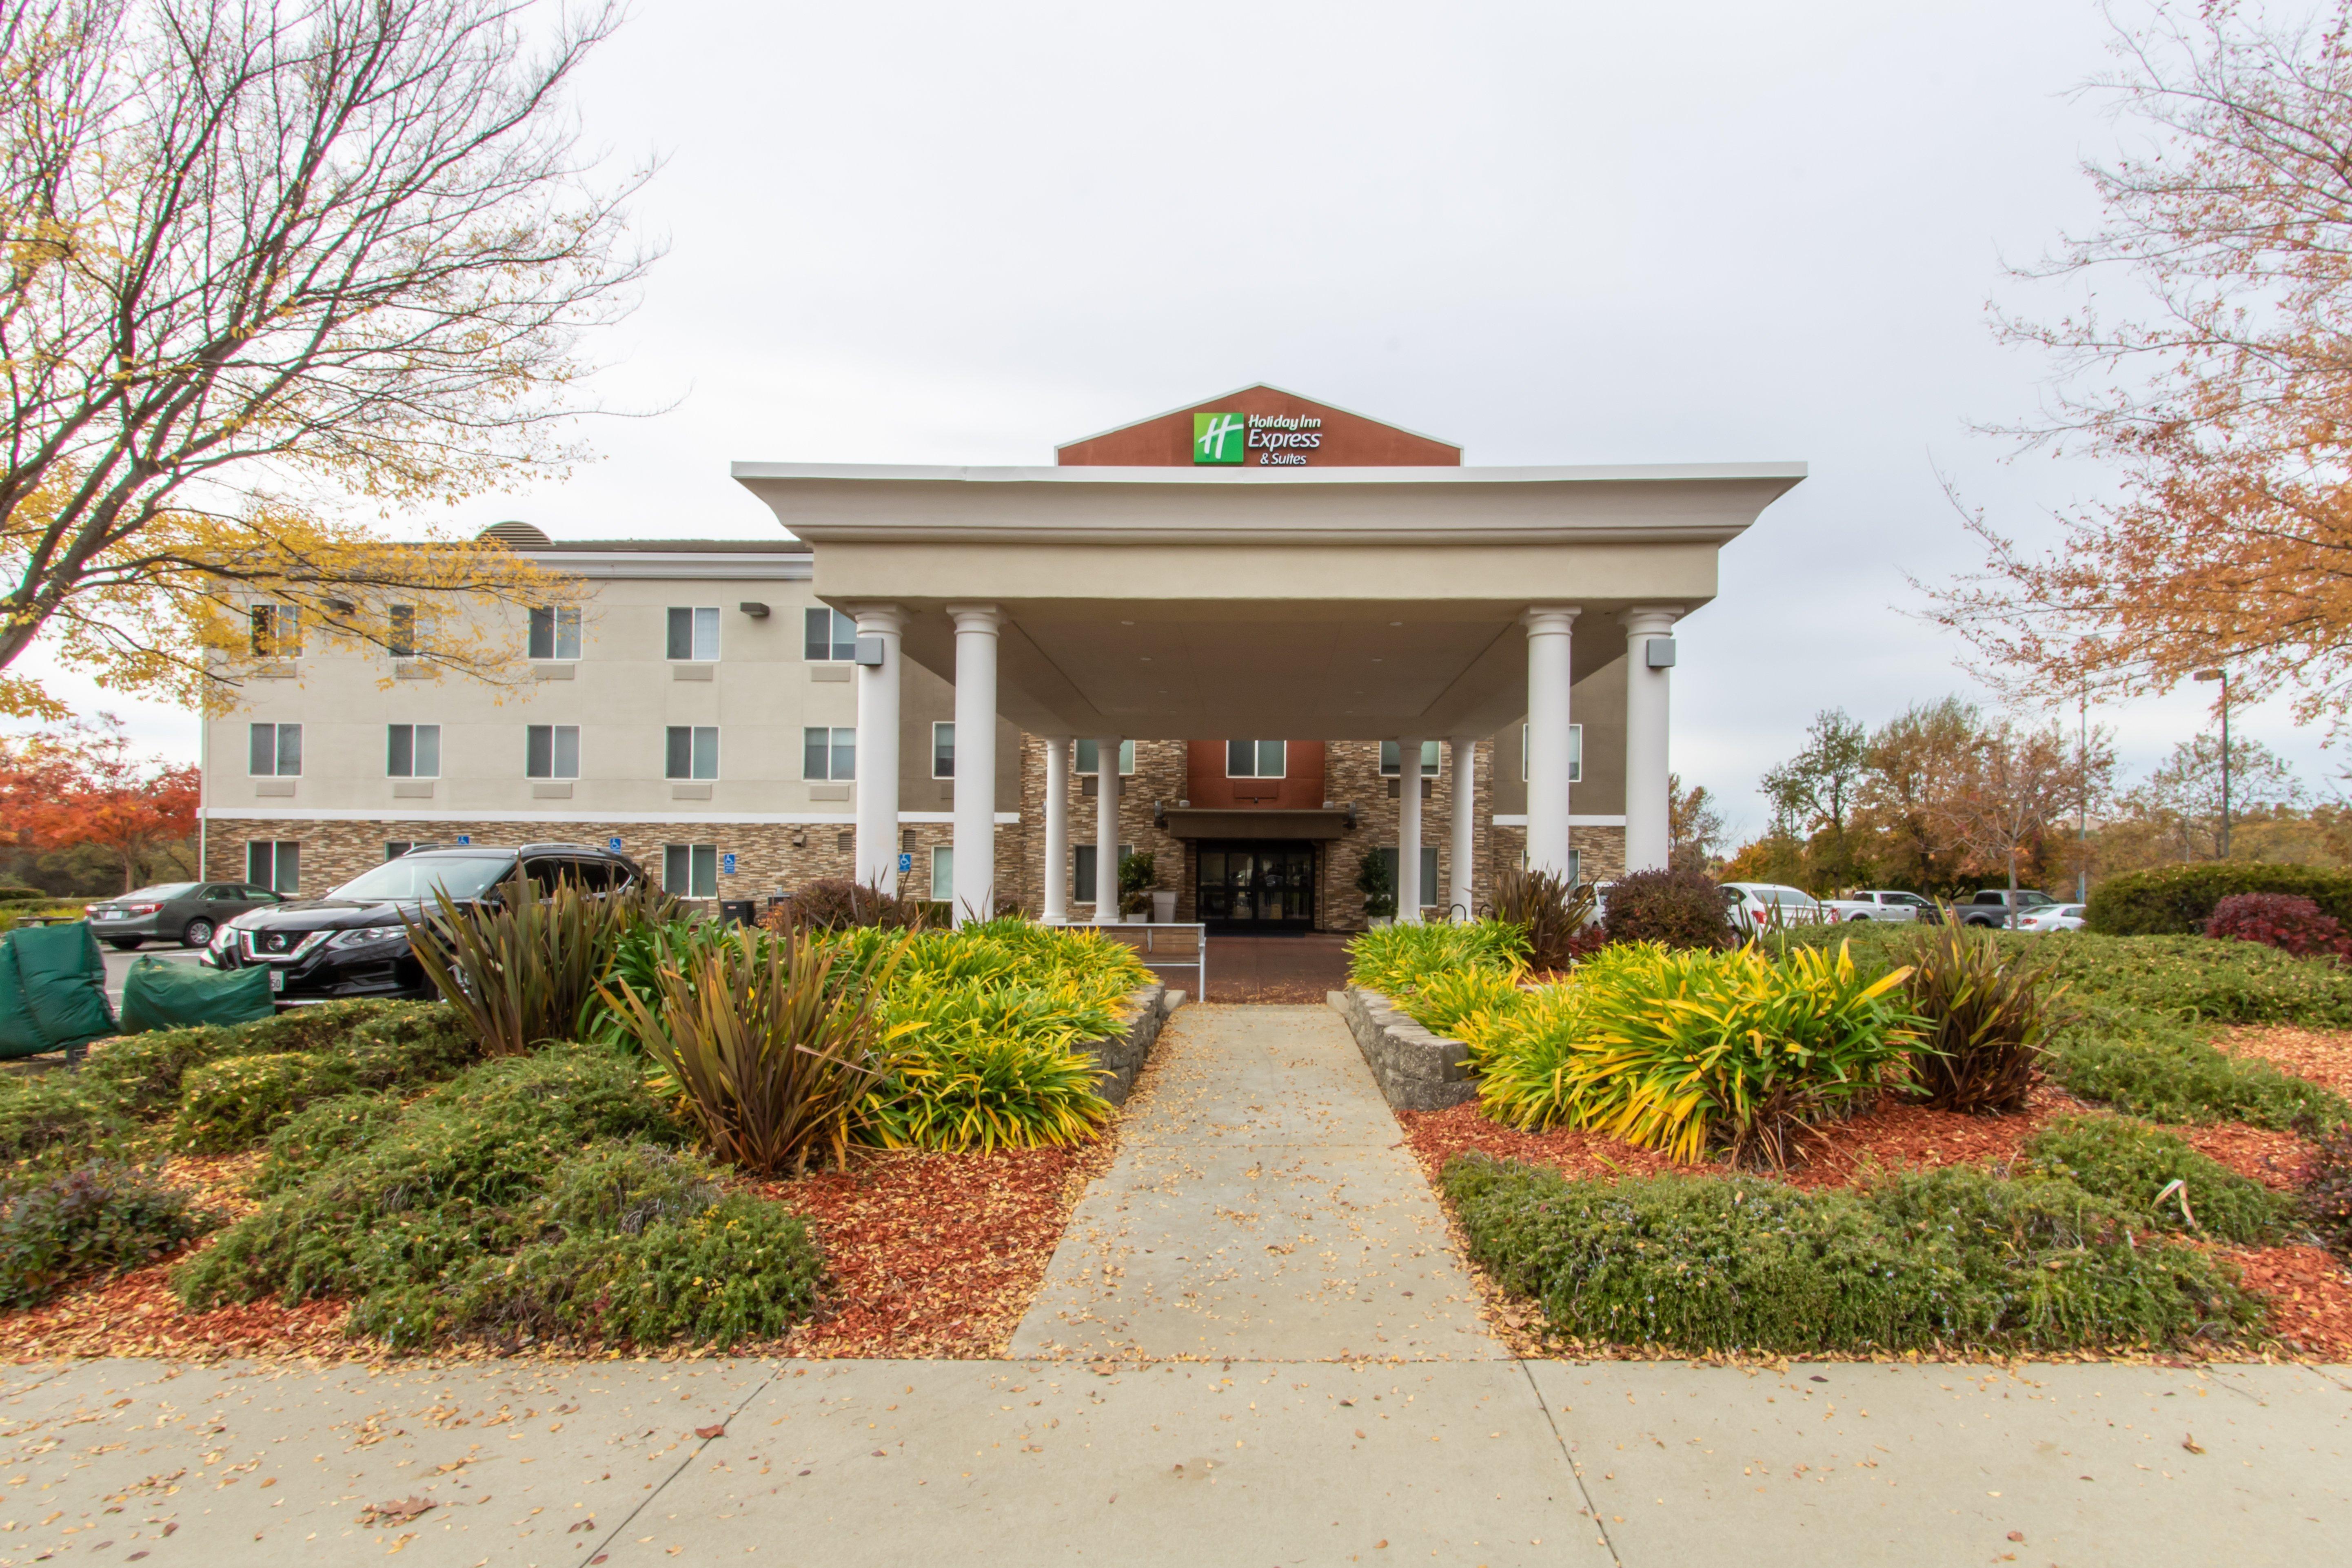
[1933,1,2352,725]
[0,0,650,717]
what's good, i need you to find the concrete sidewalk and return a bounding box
[1011,1003,1498,1361]
[0,1355,2343,1566]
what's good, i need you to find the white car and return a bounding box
[1720,883,1829,932]
[2015,902,2086,933]
[1819,890,1932,924]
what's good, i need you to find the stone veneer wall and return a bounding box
[212,737,1614,923]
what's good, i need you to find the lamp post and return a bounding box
[2194,667,2229,860]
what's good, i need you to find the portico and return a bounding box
[733,450,1800,926]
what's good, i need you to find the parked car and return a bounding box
[1720,883,1829,932]
[1819,889,1933,923]
[203,843,645,1003]
[1956,888,2058,928]
[86,881,284,951]
[2015,902,2086,933]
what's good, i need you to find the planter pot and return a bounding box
[1151,890,1177,923]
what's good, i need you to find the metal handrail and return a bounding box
[1092,920,1207,1000]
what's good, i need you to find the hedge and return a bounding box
[2087,863,2352,936]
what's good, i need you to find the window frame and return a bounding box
[1375,844,1443,906]
[1378,740,1442,778]
[525,724,580,780]
[387,604,417,659]
[1518,723,1584,783]
[802,606,858,662]
[528,605,583,661]
[930,843,954,906]
[1071,841,1136,902]
[801,725,854,783]
[666,605,721,662]
[1225,740,1286,778]
[1074,739,1136,776]
[248,722,302,777]
[249,603,302,658]
[245,839,300,894]
[662,843,719,898]
[931,721,955,780]
[666,725,720,781]
[386,723,441,778]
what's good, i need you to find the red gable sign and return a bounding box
[1056,384,1461,467]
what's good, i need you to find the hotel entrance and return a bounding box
[1195,841,1317,932]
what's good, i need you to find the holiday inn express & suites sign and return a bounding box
[1194,410,1325,466]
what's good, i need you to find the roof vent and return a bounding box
[477,520,552,548]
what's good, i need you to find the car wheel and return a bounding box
[181,917,215,949]
[1848,913,1871,923]
[105,938,142,951]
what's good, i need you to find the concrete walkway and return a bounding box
[1011,1003,1499,1362]
[0,1355,2343,1566]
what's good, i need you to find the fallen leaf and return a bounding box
[2182,1434,2206,1455]
[2007,1532,2024,1543]
[357,1496,436,1526]
[695,1425,726,1440]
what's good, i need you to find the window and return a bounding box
[1226,740,1286,778]
[801,726,854,781]
[932,722,955,779]
[930,845,954,906]
[666,606,720,661]
[248,723,302,776]
[663,843,718,898]
[803,607,857,661]
[386,842,415,861]
[529,605,582,661]
[246,840,300,894]
[1072,841,1134,901]
[1074,739,1135,775]
[249,603,301,657]
[388,604,417,659]
[1379,740,1441,777]
[1375,845,1442,905]
[386,723,440,778]
[526,724,579,779]
[666,726,720,781]
[1518,723,1584,783]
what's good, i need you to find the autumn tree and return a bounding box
[2121,733,2303,861]
[0,714,196,890]
[0,0,644,718]
[1849,697,1986,894]
[1668,772,1726,873]
[1934,718,2085,914]
[1934,2,2352,729]
[1761,708,1869,886]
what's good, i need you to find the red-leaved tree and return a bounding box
[0,715,197,892]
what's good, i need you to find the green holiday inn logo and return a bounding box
[1194,411,1245,464]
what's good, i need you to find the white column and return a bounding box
[1396,735,1424,923]
[1041,736,1072,924]
[1623,606,1680,874]
[948,604,1000,925]
[851,603,904,893]
[1449,735,1477,921]
[1523,605,1580,877]
[1092,736,1122,923]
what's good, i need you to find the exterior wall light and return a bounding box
[1646,637,1677,668]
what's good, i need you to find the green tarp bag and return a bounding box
[0,922,118,1059]
[118,956,274,1034]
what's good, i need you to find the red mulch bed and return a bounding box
[2232,1246,2352,1361]
[754,1140,1115,1358]
[2217,1025,2352,1100]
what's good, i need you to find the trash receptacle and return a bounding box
[718,898,758,928]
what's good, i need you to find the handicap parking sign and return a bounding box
[455,834,470,845]
[607,836,622,853]
[897,852,912,873]
[722,852,737,876]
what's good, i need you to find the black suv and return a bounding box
[203,843,645,1003]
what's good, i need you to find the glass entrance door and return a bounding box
[1196,841,1317,931]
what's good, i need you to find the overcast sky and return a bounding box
[19,0,2330,837]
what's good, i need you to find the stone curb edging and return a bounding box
[1328,985,1477,1111]
[1078,982,1178,1105]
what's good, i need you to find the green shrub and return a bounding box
[2087,863,2352,936]
[2304,1124,2352,1258]
[0,1161,211,1308]
[1443,1152,2262,1354]
[257,1092,407,1191]
[175,1044,679,1310]
[1402,965,1529,1044]
[868,1026,1115,1151]
[350,1142,820,1351]
[0,1077,135,1167]
[1900,921,2062,1114]
[1489,867,1595,972]
[406,874,670,1056]
[2023,1114,2291,1243]
[1474,941,1920,1167]
[583,914,749,1048]
[0,884,45,903]
[2052,1005,2349,1129]
[170,1053,360,1154]
[1346,919,1525,997]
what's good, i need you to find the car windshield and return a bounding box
[328,855,514,903]
[1767,889,1819,907]
[121,884,197,900]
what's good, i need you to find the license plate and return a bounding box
[268,968,284,993]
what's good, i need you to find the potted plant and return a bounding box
[1356,851,1396,927]
[1118,850,1157,922]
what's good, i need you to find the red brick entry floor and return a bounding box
[1203,933,1354,1004]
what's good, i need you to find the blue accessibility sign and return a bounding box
[722,852,737,876]
[897,853,912,874]
[607,836,622,853]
